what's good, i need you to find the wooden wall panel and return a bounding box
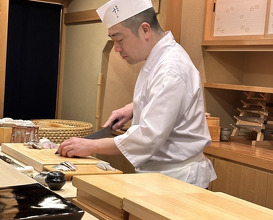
[0,0,9,118]
[212,158,268,207]
[266,173,273,209]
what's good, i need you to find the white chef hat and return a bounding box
[97,0,153,28]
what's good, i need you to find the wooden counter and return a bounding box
[205,140,273,171]
[204,140,273,209]
[0,143,122,199]
[72,173,273,220]
[123,192,273,220]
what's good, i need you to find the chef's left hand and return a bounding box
[58,137,94,158]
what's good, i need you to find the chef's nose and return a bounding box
[114,42,122,52]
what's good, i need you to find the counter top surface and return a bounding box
[73,173,273,220]
[123,192,273,220]
[205,140,273,171]
[0,144,78,198]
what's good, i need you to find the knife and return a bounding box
[84,119,119,139]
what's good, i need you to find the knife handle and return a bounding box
[110,119,119,129]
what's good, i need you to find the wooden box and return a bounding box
[206,116,220,126]
[0,127,12,144]
[206,117,220,141]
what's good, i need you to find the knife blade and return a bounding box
[84,126,112,139]
[84,119,119,139]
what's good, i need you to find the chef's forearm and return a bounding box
[93,138,122,155]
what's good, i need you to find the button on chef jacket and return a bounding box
[114,31,216,188]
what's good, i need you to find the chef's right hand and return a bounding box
[104,103,133,130]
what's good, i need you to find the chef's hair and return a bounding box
[121,7,163,36]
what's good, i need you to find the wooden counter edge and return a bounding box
[204,143,273,172]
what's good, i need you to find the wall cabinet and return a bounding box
[203,0,273,49]
[211,158,268,207]
[202,0,273,145]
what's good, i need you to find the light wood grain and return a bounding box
[64,9,100,25]
[0,0,8,118]
[73,198,113,220]
[77,190,126,220]
[72,173,273,220]
[1,143,100,172]
[205,141,273,171]
[204,82,273,93]
[72,173,206,202]
[44,164,122,180]
[266,173,273,208]
[212,158,268,207]
[0,160,36,188]
[124,192,273,220]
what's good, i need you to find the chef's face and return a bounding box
[108,23,148,64]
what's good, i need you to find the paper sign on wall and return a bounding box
[213,0,267,36]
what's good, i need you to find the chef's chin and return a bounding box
[124,58,139,65]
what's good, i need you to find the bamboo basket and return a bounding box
[31,119,93,144]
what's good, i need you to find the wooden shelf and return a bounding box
[204,140,273,172]
[203,45,273,52]
[204,83,273,94]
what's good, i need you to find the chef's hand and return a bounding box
[58,137,120,158]
[104,103,133,130]
[58,137,94,158]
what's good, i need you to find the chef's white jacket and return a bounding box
[114,31,216,188]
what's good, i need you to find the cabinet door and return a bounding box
[203,0,273,46]
[212,158,268,207]
[204,154,214,190]
[266,173,273,209]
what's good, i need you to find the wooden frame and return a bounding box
[0,0,68,119]
[165,0,183,43]
[0,0,9,118]
[203,0,273,48]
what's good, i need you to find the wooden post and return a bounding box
[0,0,9,118]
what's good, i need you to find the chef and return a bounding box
[58,0,217,188]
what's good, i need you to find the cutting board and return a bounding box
[44,164,123,180]
[1,143,101,172]
[0,159,36,187]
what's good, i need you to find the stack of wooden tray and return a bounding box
[206,116,220,141]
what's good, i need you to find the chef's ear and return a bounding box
[140,22,151,38]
